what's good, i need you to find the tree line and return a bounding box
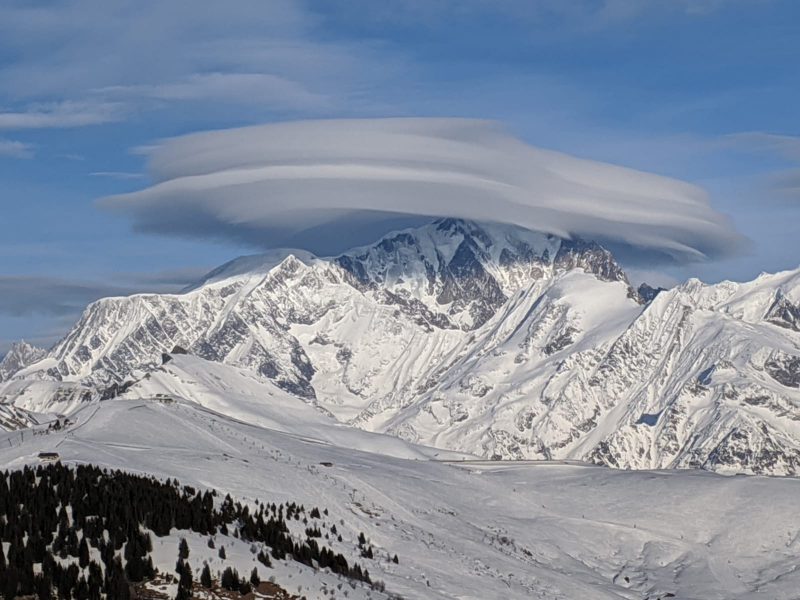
[0,463,384,598]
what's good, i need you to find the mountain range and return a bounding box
[2,218,800,475]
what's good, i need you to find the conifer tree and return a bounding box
[179,537,190,560]
[78,536,90,568]
[200,564,212,588]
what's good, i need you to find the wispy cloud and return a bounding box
[98,73,331,112]
[0,101,124,129]
[0,1,382,130]
[0,267,209,318]
[0,268,211,353]
[89,171,145,180]
[114,267,213,288]
[726,132,800,158]
[725,132,800,201]
[0,276,133,317]
[319,0,758,31]
[0,138,34,158]
[101,118,746,264]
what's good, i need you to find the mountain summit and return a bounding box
[0,340,47,381]
[2,219,800,475]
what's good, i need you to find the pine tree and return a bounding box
[3,567,19,600]
[200,564,212,588]
[0,463,381,597]
[220,567,240,591]
[108,558,131,600]
[175,559,193,599]
[178,537,189,560]
[79,537,90,568]
[249,566,260,587]
[257,550,272,568]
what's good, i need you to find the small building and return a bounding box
[38,452,60,463]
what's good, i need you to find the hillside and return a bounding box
[2,396,800,599]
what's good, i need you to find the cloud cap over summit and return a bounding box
[102,118,745,262]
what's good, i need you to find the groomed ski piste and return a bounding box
[2,356,800,599]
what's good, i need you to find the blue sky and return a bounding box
[1,0,799,353]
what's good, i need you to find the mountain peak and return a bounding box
[185,248,318,291]
[553,238,629,284]
[336,219,567,329]
[0,340,47,382]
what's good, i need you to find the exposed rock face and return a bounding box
[5,219,800,476]
[336,218,561,330]
[766,292,800,332]
[634,283,666,304]
[553,239,628,284]
[766,352,800,388]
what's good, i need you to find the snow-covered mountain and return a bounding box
[382,268,800,475]
[0,340,46,381]
[3,219,800,475]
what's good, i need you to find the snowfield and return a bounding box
[2,391,800,600]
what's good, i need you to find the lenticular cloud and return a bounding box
[101,118,744,261]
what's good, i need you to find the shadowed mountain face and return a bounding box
[3,219,800,476]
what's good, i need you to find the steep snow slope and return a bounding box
[3,219,800,474]
[2,397,800,600]
[380,268,800,474]
[377,270,644,454]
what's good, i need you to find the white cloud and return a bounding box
[319,0,755,31]
[0,138,33,158]
[89,172,145,180]
[0,101,124,129]
[726,132,800,161]
[725,132,800,201]
[0,1,384,127]
[98,73,331,112]
[101,118,745,262]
